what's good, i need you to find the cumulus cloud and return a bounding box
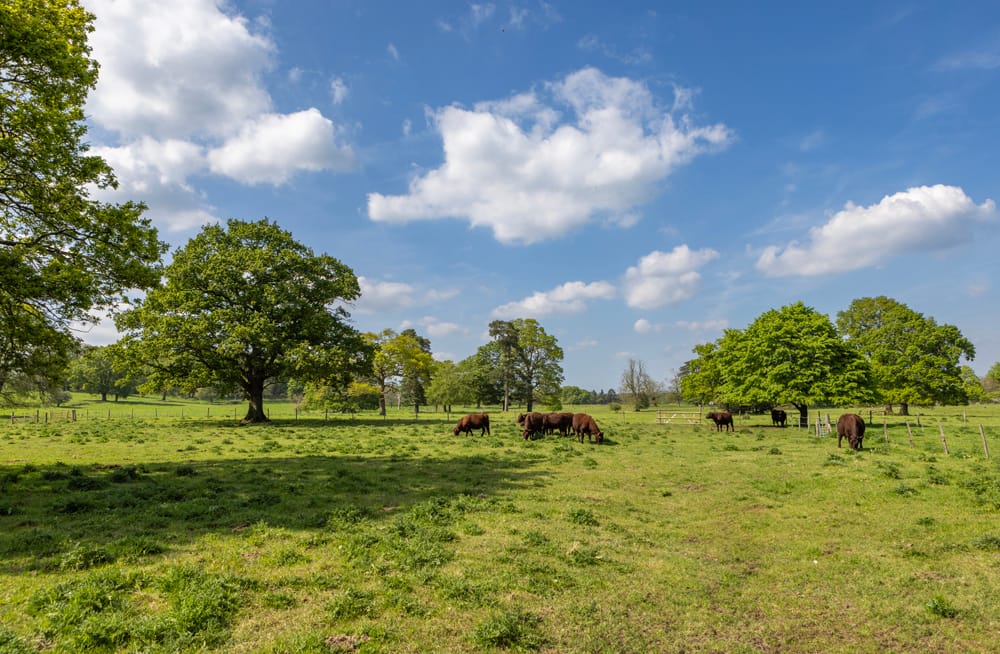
[85,0,273,139]
[368,67,732,244]
[756,185,996,277]
[623,245,720,309]
[400,316,468,338]
[207,110,355,184]
[491,281,616,319]
[356,277,418,313]
[92,137,218,232]
[82,0,355,230]
[355,277,460,314]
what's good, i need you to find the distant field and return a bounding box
[1,402,999,652]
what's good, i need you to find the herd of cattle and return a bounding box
[452,411,603,443]
[451,409,867,450]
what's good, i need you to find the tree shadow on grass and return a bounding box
[0,452,547,570]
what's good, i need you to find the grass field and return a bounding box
[1,399,999,652]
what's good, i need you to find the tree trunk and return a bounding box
[100,391,107,402]
[791,403,808,428]
[243,378,269,423]
[884,403,894,414]
[900,402,909,416]
[378,381,387,416]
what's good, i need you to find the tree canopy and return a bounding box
[117,218,367,422]
[682,302,874,423]
[836,296,976,414]
[0,0,165,398]
[508,318,564,412]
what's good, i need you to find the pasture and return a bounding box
[1,401,999,652]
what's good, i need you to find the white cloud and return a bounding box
[331,77,349,105]
[356,277,460,314]
[400,316,468,338]
[82,0,355,230]
[356,277,417,313]
[85,0,274,139]
[387,43,400,61]
[402,119,412,136]
[207,109,355,185]
[491,281,616,319]
[675,319,728,331]
[633,318,664,334]
[92,137,218,232]
[756,185,996,277]
[623,245,720,309]
[368,67,732,244]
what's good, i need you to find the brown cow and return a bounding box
[543,412,574,436]
[771,408,787,427]
[453,413,490,436]
[705,411,734,432]
[572,413,604,444]
[519,412,546,440]
[837,413,866,450]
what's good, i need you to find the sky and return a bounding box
[78,0,1000,392]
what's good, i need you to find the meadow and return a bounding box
[1,398,999,653]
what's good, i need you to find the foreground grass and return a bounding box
[1,405,999,652]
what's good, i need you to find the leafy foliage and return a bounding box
[0,0,165,399]
[117,218,367,422]
[837,296,976,411]
[682,302,874,421]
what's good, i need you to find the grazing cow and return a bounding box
[705,411,734,432]
[519,412,546,440]
[572,413,604,444]
[543,412,575,437]
[771,408,787,427]
[837,413,866,450]
[453,413,490,436]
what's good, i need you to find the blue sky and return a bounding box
[80,0,1000,391]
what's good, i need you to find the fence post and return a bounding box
[980,425,990,460]
[938,421,949,455]
[883,420,888,444]
[906,421,914,448]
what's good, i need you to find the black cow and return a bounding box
[705,411,734,432]
[771,408,787,427]
[453,413,490,436]
[837,413,866,450]
[572,413,604,444]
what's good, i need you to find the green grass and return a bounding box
[1,402,999,652]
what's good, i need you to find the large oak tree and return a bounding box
[117,218,367,422]
[685,302,874,425]
[836,296,976,414]
[0,0,164,397]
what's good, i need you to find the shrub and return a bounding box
[926,595,958,618]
